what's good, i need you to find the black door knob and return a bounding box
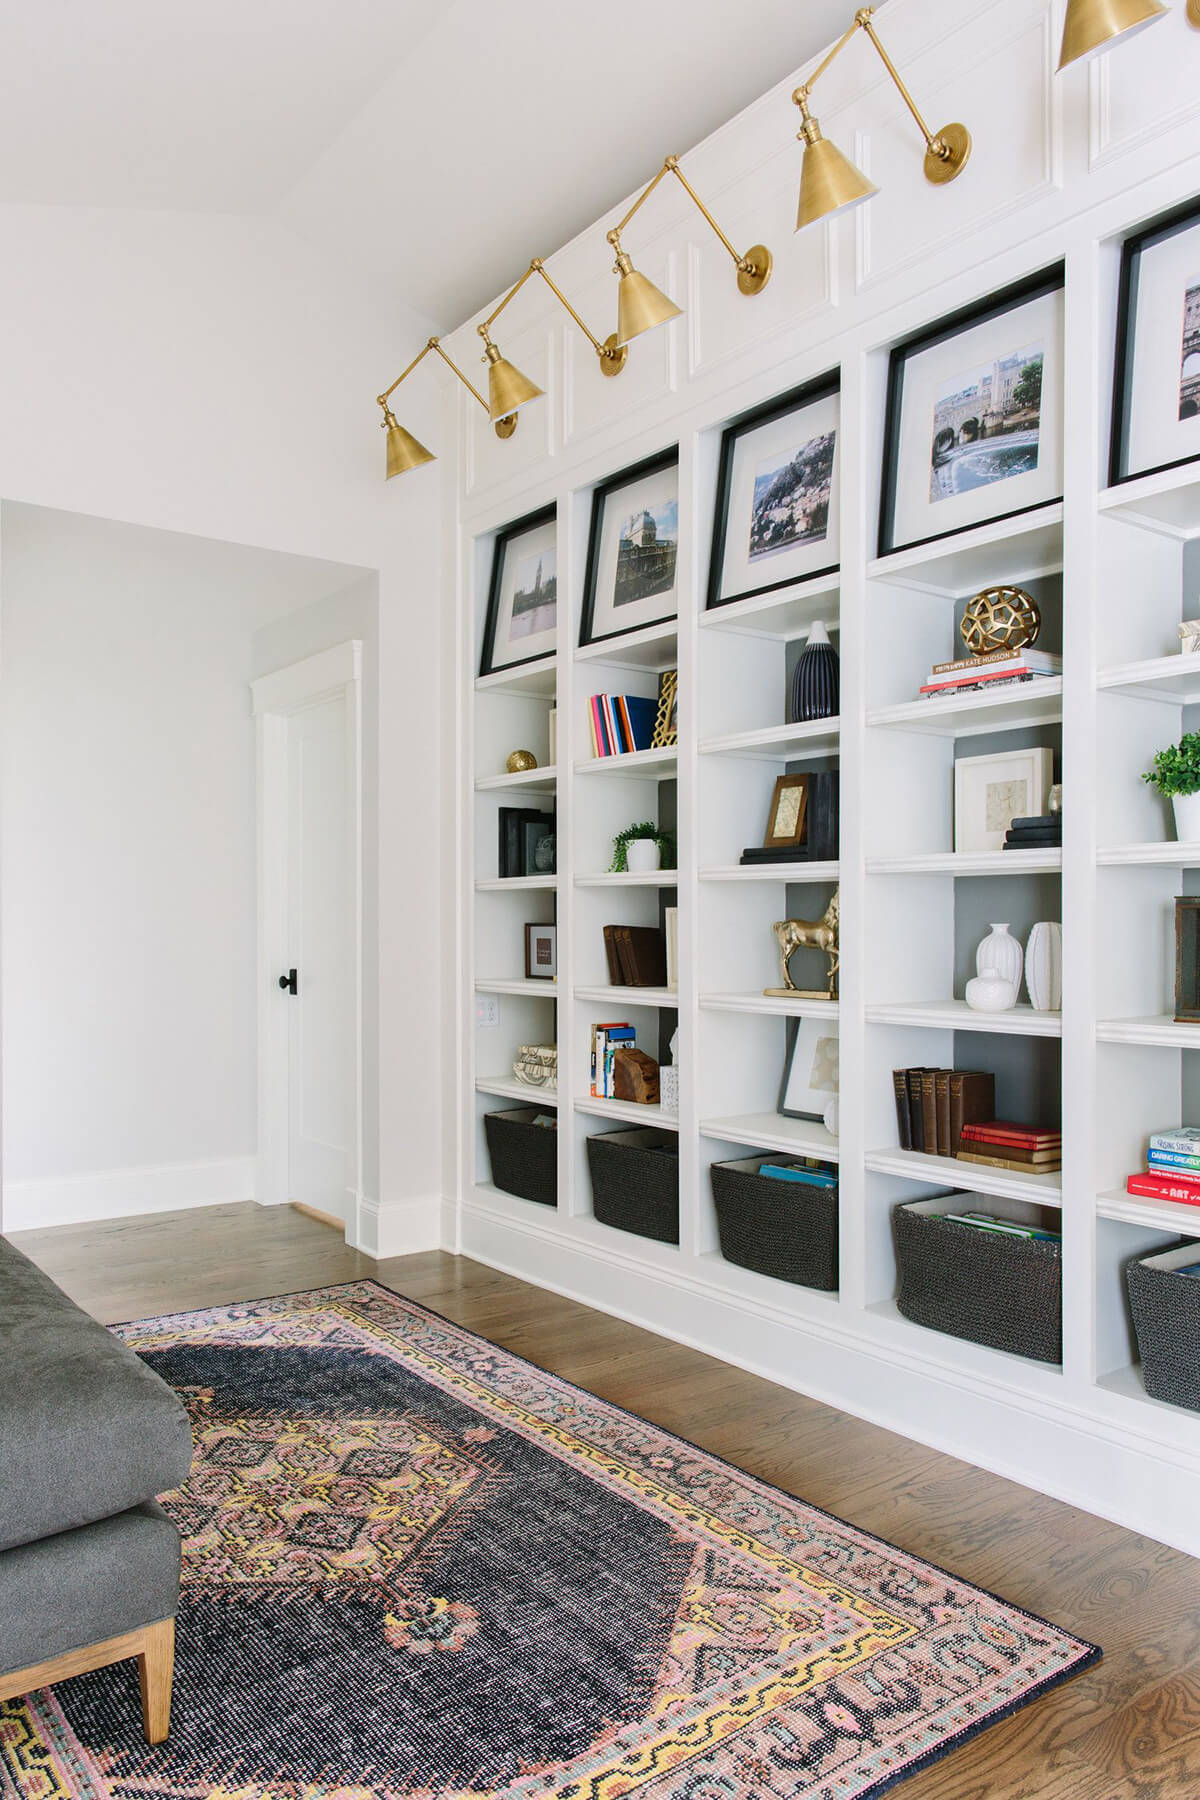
[279,969,298,994]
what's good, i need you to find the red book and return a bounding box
[961,1121,1061,1148]
[1126,1171,1200,1204]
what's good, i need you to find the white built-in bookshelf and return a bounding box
[450,0,1200,1556]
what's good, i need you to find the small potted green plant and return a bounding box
[1144,731,1200,840]
[610,821,675,875]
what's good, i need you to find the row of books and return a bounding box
[944,1209,1060,1243]
[759,1158,838,1189]
[1126,1125,1200,1207]
[957,1119,1061,1174]
[920,647,1061,699]
[590,1022,636,1097]
[588,693,657,757]
[602,924,668,988]
[892,1068,994,1158]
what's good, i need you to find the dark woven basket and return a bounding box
[711,1157,838,1290]
[483,1107,557,1207]
[1127,1241,1200,1411]
[893,1201,1062,1364]
[587,1127,679,1244]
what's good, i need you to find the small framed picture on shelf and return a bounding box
[580,447,679,648]
[479,504,558,678]
[879,266,1065,558]
[524,923,558,981]
[954,747,1053,854]
[1112,198,1200,486]
[651,669,678,748]
[780,1016,839,1121]
[764,773,809,849]
[498,806,556,878]
[706,373,840,611]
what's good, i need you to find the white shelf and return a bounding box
[865,999,1062,1037]
[575,984,679,1008]
[867,1298,1065,1384]
[1094,1364,1200,1420]
[1097,1189,1200,1235]
[475,874,559,891]
[1096,650,1200,703]
[1099,464,1200,540]
[474,764,557,792]
[574,747,676,778]
[700,572,840,640]
[574,1094,678,1130]
[574,871,679,887]
[1097,841,1200,866]
[575,619,678,670]
[475,659,557,697]
[700,991,839,1018]
[867,848,1061,876]
[867,679,1062,738]
[475,1075,558,1104]
[1096,1014,1200,1048]
[699,1112,840,1163]
[698,717,840,761]
[868,505,1063,598]
[700,861,840,882]
[475,977,558,996]
[866,1146,1062,1205]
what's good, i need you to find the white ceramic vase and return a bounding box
[1025,920,1063,1012]
[625,838,661,874]
[965,968,1017,1012]
[1173,791,1200,842]
[976,923,1023,992]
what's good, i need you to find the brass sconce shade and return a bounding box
[795,102,877,229]
[612,249,683,346]
[478,258,626,412]
[1057,0,1167,69]
[382,407,434,479]
[483,341,543,424]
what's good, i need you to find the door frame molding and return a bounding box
[251,641,363,1237]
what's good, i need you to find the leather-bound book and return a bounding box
[615,925,667,988]
[948,1070,996,1156]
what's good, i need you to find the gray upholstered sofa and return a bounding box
[0,1235,193,1740]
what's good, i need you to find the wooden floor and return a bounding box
[13,1201,1200,1800]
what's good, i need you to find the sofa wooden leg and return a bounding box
[137,1617,174,1745]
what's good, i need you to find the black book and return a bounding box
[1010,814,1059,831]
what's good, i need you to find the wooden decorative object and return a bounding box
[764,773,809,848]
[766,892,840,1000]
[1175,896,1200,1023]
[612,1046,661,1104]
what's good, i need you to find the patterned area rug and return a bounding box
[1,1281,1099,1799]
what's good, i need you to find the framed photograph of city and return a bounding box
[478,504,558,678]
[878,267,1065,558]
[1111,198,1200,487]
[580,447,680,648]
[706,374,840,611]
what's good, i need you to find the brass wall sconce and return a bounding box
[476,258,628,424]
[792,6,971,231]
[375,335,515,479]
[1057,0,1168,70]
[606,155,771,347]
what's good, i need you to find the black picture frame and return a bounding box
[877,264,1066,560]
[478,502,557,679]
[580,445,680,649]
[498,805,555,879]
[706,372,840,612]
[1110,195,1200,489]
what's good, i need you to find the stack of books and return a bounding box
[588,694,657,757]
[919,647,1062,700]
[759,1159,838,1189]
[892,1068,994,1157]
[1126,1126,1200,1208]
[602,925,666,987]
[1003,811,1062,853]
[590,1022,635,1097]
[943,1209,1060,1243]
[957,1120,1061,1174]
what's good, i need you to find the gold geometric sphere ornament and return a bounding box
[506,750,538,774]
[960,586,1042,657]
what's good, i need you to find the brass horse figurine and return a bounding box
[772,890,839,1000]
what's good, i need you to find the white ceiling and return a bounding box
[0,0,849,325]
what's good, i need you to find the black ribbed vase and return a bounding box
[789,619,840,723]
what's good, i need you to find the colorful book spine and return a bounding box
[1148,1129,1200,1154]
[1126,1171,1200,1204]
[1147,1149,1200,1172]
[930,649,1062,677]
[920,666,1053,695]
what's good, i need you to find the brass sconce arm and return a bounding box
[376,336,490,419]
[608,155,771,297]
[478,259,627,376]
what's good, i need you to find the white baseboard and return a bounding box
[459,1197,1200,1561]
[3,1156,256,1232]
[356,1193,443,1259]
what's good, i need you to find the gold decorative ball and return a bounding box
[506,749,538,773]
[960,585,1041,657]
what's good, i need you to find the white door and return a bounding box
[284,693,353,1222]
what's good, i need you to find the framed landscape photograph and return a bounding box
[1111,198,1200,486]
[780,1016,839,1121]
[479,504,558,679]
[581,448,679,648]
[954,746,1053,854]
[879,268,1065,558]
[707,374,840,611]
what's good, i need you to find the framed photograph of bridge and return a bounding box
[706,373,840,611]
[1111,198,1200,488]
[479,503,559,678]
[878,266,1065,558]
[580,446,680,648]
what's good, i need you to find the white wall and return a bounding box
[0,504,368,1228]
